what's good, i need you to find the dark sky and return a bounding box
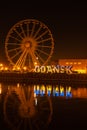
[0,1,87,64]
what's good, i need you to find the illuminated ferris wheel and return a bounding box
[5,19,54,70]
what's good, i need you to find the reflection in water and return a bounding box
[34,85,87,98]
[34,85,72,98]
[0,83,87,129]
[3,84,53,130]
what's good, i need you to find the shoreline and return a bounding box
[0,72,87,85]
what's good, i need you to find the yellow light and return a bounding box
[47,85,52,92]
[17,67,20,70]
[5,67,8,70]
[0,63,3,67]
[34,85,36,91]
[74,62,77,64]
[60,86,64,93]
[0,88,2,94]
[37,85,39,90]
[41,85,45,91]
[75,69,86,73]
[34,62,37,65]
[55,87,59,92]
[66,86,71,92]
[17,83,20,87]
[78,62,81,64]
[23,66,27,70]
[1,67,4,70]
[34,93,36,97]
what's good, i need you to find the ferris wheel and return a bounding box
[5,19,54,70]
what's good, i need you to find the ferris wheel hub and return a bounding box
[25,41,31,48]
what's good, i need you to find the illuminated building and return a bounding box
[58,59,87,73]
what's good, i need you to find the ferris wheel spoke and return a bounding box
[14,28,24,40]
[33,25,42,38]
[35,30,48,41]
[31,52,38,65]
[18,52,26,67]
[20,55,27,68]
[37,45,52,48]
[29,50,39,66]
[36,48,49,56]
[20,24,26,37]
[10,50,22,60]
[37,37,52,44]
[7,42,21,45]
[35,51,45,63]
[8,46,21,52]
[34,52,41,66]
[16,53,25,67]
[20,51,28,68]
[16,50,27,67]
[17,51,28,68]
[30,22,36,37]
[14,49,27,68]
[27,53,32,68]
[26,22,30,37]
[10,35,22,42]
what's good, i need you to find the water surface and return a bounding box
[0,83,87,129]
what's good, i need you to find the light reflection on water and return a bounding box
[0,83,87,129]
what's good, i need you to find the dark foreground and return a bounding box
[49,98,87,129]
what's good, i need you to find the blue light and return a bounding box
[34,90,40,95]
[53,90,59,96]
[47,90,51,96]
[55,92,59,96]
[60,92,64,96]
[66,91,72,98]
[40,90,45,96]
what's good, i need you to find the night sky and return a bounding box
[0,1,87,65]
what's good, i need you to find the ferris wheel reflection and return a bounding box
[3,84,53,130]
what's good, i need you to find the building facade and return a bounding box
[58,59,87,73]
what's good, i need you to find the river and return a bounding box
[0,83,87,130]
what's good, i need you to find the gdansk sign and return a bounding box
[34,65,73,73]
